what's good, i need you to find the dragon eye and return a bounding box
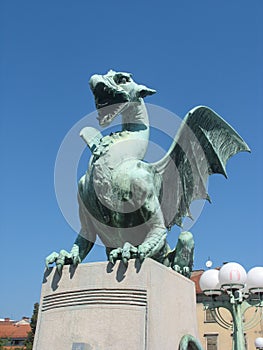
[120,77,128,84]
[114,75,130,84]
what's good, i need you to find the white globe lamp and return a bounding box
[219,262,247,290]
[255,337,263,349]
[247,267,263,293]
[199,269,221,295]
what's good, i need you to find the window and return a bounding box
[205,309,216,323]
[204,334,218,350]
[11,338,25,346]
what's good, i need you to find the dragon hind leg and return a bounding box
[167,231,194,278]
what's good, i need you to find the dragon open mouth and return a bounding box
[91,81,130,127]
[97,102,130,127]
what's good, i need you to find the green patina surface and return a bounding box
[46,70,250,279]
[179,335,204,350]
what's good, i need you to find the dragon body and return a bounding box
[46,70,250,277]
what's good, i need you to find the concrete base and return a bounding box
[33,259,199,350]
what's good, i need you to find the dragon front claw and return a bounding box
[108,242,137,265]
[109,247,122,265]
[137,240,159,262]
[45,247,81,275]
[122,242,137,265]
[45,252,60,268]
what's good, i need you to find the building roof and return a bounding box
[0,320,31,339]
[190,269,204,294]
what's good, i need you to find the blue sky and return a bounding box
[1,1,262,320]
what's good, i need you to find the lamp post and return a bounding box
[199,262,263,350]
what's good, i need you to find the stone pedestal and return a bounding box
[33,259,200,350]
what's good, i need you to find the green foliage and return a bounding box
[0,338,6,350]
[0,338,10,350]
[24,303,39,350]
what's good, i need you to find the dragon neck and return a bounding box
[120,99,150,159]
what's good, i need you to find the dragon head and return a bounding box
[89,70,156,126]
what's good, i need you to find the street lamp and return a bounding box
[199,262,263,350]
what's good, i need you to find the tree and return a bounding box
[0,338,10,350]
[0,338,6,350]
[24,303,39,350]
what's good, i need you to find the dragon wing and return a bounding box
[152,106,250,228]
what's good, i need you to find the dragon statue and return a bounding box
[46,70,250,278]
